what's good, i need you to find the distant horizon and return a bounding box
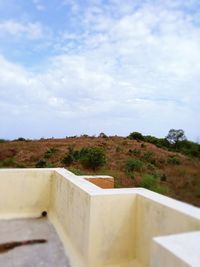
[1,129,199,144]
[0,0,199,142]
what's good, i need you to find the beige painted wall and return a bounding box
[136,191,200,267]
[0,169,52,218]
[88,193,136,267]
[49,170,92,267]
[0,169,200,267]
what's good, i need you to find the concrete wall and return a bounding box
[88,193,136,267]
[135,190,200,267]
[49,169,93,267]
[151,231,200,267]
[0,168,200,267]
[0,169,52,218]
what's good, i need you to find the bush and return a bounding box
[98,132,108,138]
[153,185,168,195]
[0,139,7,143]
[167,156,180,165]
[125,158,144,173]
[17,137,26,141]
[44,147,57,159]
[35,159,54,168]
[61,145,80,166]
[62,154,74,166]
[128,132,144,141]
[0,158,17,167]
[143,151,156,164]
[68,167,84,175]
[140,174,157,189]
[35,159,47,168]
[79,147,106,170]
[139,174,168,195]
[160,174,167,182]
[129,149,141,156]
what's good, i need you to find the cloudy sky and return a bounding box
[0,0,200,140]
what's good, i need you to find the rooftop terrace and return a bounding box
[0,168,199,267]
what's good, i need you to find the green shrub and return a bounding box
[0,158,17,167]
[35,159,47,168]
[167,156,180,165]
[79,147,106,170]
[140,174,157,189]
[125,158,144,173]
[129,149,141,156]
[17,137,26,141]
[0,139,7,143]
[152,185,168,195]
[143,151,156,164]
[139,173,168,195]
[160,174,167,181]
[128,132,144,141]
[68,167,84,175]
[62,154,74,166]
[98,132,108,138]
[61,145,80,166]
[35,159,54,168]
[44,147,57,159]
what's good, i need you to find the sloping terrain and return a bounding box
[0,136,200,207]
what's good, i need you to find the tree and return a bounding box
[80,147,106,170]
[128,132,144,141]
[166,129,186,148]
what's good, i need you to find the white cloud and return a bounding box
[0,20,45,39]
[32,0,45,11]
[0,0,200,139]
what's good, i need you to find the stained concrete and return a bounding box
[0,217,70,267]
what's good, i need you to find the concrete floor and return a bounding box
[0,217,70,267]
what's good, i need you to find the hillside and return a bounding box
[0,136,200,207]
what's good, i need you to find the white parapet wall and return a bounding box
[0,168,200,267]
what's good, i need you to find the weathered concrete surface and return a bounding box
[0,217,70,267]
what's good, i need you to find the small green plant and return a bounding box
[44,147,57,159]
[61,154,74,166]
[35,159,54,168]
[35,159,47,168]
[129,149,141,156]
[79,147,106,170]
[124,158,144,174]
[143,151,155,164]
[140,174,157,189]
[68,167,84,175]
[153,185,168,195]
[160,174,167,182]
[0,158,17,167]
[61,145,80,166]
[167,156,180,165]
[139,174,168,195]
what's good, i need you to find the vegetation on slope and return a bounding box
[0,130,200,207]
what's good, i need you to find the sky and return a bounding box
[0,0,200,141]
